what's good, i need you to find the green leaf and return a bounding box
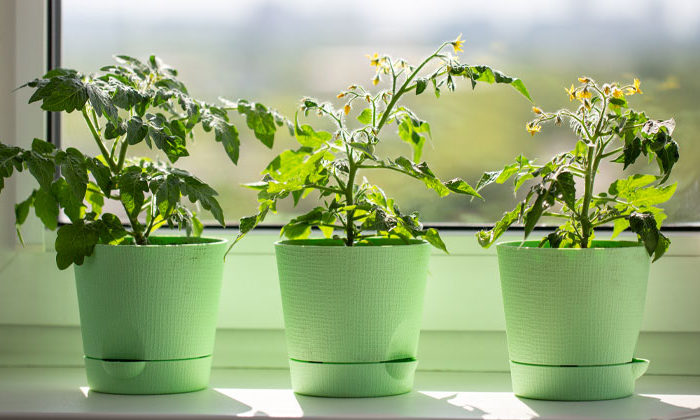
[237,100,277,148]
[629,211,666,260]
[422,228,447,253]
[280,221,311,239]
[415,78,428,95]
[15,193,33,226]
[444,178,482,199]
[118,166,148,218]
[33,187,59,230]
[85,183,104,215]
[608,174,656,196]
[465,65,532,101]
[612,217,630,239]
[59,148,88,202]
[31,138,56,154]
[555,171,576,210]
[397,116,430,163]
[95,213,128,244]
[476,206,521,248]
[179,174,225,227]
[28,74,89,113]
[51,178,85,223]
[0,143,25,194]
[55,222,99,270]
[294,113,332,149]
[15,192,35,244]
[86,157,113,195]
[155,174,181,217]
[104,121,126,140]
[476,171,501,191]
[125,116,148,145]
[357,108,373,125]
[26,152,55,190]
[213,119,240,164]
[86,82,118,123]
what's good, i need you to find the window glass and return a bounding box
[62,0,700,225]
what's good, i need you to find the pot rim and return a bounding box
[496,239,643,250]
[93,235,228,248]
[275,237,428,248]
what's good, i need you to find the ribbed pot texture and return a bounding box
[275,238,430,397]
[74,236,227,394]
[496,240,651,400]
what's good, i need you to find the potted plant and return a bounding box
[476,77,679,400]
[231,36,532,397]
[0,55,285,394]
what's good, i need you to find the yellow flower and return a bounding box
[532,106,543,115]
[575,87,592,101]
[337,92,346,99]
[366,53,379,67]
[347,84,357,90]
[451,34,465,53]
[372,74,380,86]
[612,87,624,98]
[633,78,643,94]
[526,122,541,136]
[603,84,611,95]
[578,76,591,83]
[343,104,351,115]
[565,84,576,101]
[365,94,371,103]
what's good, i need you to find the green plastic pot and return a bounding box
[275,238,431,397]
[496,240,651,401]
[74,236,228,394]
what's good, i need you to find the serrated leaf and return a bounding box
[59,148,88,202]
[397,116,430,163]
[26,152,55,190]
[444,178,482,199]
[476,206,521,248]
[33,187,58,230]
[104,121,126,140]
[179,174,225,227]
[555,171,576,210]
[86,157,113,195]
[629,211,661,259]
[155,174,181,217]
[125,116,148,145]
[118,166,148,218]
[55,222,99,270]
[28,74,88,113]
[294,113,332,149]
[51,178,85,223]
[422,228,447,253]
[86,82,118,123]
[237,100,277,148]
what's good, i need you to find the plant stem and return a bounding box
[116,140,129,172]
[344,157,358,246]
[375,43,448,132]
[82,108,117,172]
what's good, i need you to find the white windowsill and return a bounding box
[1,368,699,420]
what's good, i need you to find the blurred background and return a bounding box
[61,0,700,226]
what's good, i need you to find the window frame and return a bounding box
[48,0,699,233]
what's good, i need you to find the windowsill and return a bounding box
[1,368,699,420]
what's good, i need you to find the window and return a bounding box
[60,0,700,226]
